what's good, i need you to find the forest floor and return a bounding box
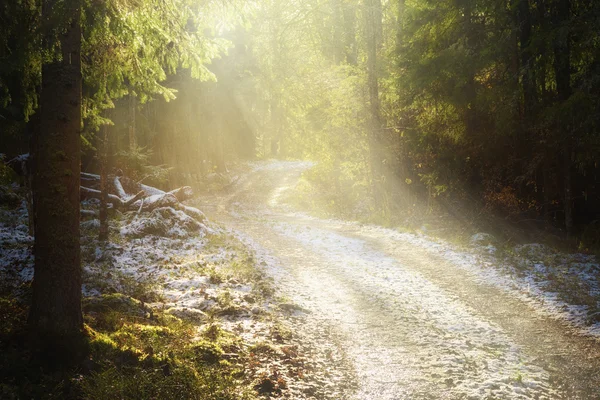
[1,160,600,399]
[0,178,352,398]
[194,160,600,400]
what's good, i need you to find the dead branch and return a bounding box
[80,172,203,223]
[81,209,99,219]
[124,190,145,207]
[168,186,193,202]
[80,186,127,209]
[177,204,206,222]
[113,176,129,200]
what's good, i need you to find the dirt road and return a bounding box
[199,161,600,400]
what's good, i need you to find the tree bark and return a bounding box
[270,98,280,157]
[343,1,357,65]
[29,0,84,338]
[128,94,137,150]
[517,0,536,117]
[99,121,109,241]
[331,0,345,64]
[364,0,385,211]
[80,186,144,209]
[563,147,573,235]
[552,0,573,236]
[394,0,411,209]
[26,115,39,237]
[462,2,477,140]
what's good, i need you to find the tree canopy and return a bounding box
[3,0,600,238]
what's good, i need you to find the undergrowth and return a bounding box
[0,293,257,400]
[205,232,275,298]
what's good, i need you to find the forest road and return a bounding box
[197,161,600,400]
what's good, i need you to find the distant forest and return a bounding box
[2,0,600,246]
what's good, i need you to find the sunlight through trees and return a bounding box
[2,0,600,375]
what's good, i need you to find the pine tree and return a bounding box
[29,0,84,340]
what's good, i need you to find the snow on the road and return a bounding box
[266,206,600,339]
[257,159,600,338]
[4,160,598,399]
[361,226,600,337]
[268,222,558,400]
[250,160,315,172]
[215,160,600,399]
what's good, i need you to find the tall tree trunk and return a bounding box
[128,94,137,150]
[25,114,39,237]
[395,0,405,61]
[563,147,573,235]
[29,0,83,338]
[552,0,572,236]
[534,0,549,101]
[270,97,280,157]
[215,96,227,172]
[462,2,477,139]
[535,0,552,224]
[518,0,536,117]
[364,0,385,210]
[99,120,110,242]
[331,0,345,64]
[542,157,552,223]
[342,0,357,65]
[394,0,410,209]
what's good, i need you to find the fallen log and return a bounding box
[81,172,194,201]
[141,183,165,197]
[79,172,203,223]
[81,186,144,209]
[81,172,100,180]
[81,209,99,219]
[113,176,129,200]
[169,186,193,202]
[81,185,201,218]
[177,204,206,222]
[139,193,180,211]
[123,190,146,207]
[81,186,125,207]
[118,175,163,197]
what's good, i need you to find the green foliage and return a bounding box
[580,221,600,254]
[1,0,241,168]
[0,0,41,122]
[3,0,600,234]
[0,155,18,186]
[81,0,232,123]
[246,0,600,235]
[0,292,256,400]
[114,145,171,185]
[81,294,255,400]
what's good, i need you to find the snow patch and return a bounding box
[121,207,207,238]
[250,160,315,172]
[470,232,497,246]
